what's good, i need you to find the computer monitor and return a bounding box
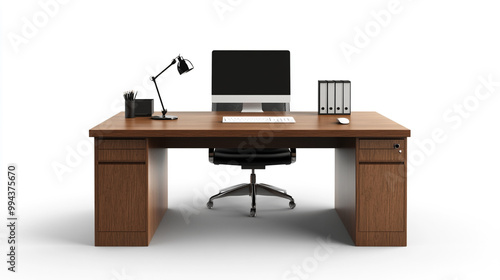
[212,50,290,112]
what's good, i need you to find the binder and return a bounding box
[318,81,327,114]
[327,81,335,114]
[335,81,344,114]
[343,81,351,114]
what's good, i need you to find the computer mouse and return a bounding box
[337,117,350,125]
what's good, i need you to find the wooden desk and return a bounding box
[89,111,410,246]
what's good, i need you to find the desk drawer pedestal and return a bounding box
[336,138,407,246]
[94,138,168,246]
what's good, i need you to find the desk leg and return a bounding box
[147,144,168,243]
[335,147,357,243]
[94,138,168,246]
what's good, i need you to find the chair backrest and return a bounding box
[210,102,295,167]
[212,103,290,112]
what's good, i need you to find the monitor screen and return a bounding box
[212,50,290,96]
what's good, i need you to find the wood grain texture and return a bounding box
[97,150,146,162]
[96,139,146,149]
[95,232,148,246]
[358,149,405,163]
[94,138,169,246]
[89,112,411,138]
[94,141,99,245]
[359,139,406,149]
[353,138,407,246]
[356,231,406,246]
[96,164,147,232]
[358,164,405,232]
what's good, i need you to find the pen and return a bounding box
[123,91,137,101]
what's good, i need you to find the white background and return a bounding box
[1,0,500,279]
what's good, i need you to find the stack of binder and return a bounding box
[318,80,351,115]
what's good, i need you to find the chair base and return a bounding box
[206,169,295,217]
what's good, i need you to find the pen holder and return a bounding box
[125,100,136,118]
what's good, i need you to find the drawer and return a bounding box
[98,150,146,162]
[360,139,405,150]
[97,139,146,150]
[358,149,405,162]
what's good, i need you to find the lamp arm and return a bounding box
[151,77,167,116]
[153,58,177,80]
[150,57,178,117]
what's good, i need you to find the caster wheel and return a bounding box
[250,208,256,217]
[207,201,213,209]
[289,201,296,209]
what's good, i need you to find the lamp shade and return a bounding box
[177,56,194,75]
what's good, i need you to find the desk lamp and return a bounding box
[151,55,194,120]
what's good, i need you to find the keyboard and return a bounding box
[222,116,296,123]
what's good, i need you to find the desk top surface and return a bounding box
[89,111,410,138]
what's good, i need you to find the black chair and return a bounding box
[206,103,296,217]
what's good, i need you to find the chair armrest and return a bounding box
[209,148,215,163]
[291,148,296,163]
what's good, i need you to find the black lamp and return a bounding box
[151,55,194,120]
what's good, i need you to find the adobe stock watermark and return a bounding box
[282,235,339,280]
[7,0,71,54]
[387,74,499,180]
[339,0,413,63]
[51,65,161,183]
[179,164,242,224]
[212,0,243,21]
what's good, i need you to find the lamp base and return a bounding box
[151,115,178,120]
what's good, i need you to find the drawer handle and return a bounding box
[394,144,400,149]
[399,150,402,154]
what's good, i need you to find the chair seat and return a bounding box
[213,148,292,167]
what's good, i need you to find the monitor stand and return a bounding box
[241,103,263,113]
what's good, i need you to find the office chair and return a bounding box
[207,103,296,217]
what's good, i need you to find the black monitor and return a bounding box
[212,50,290,112]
